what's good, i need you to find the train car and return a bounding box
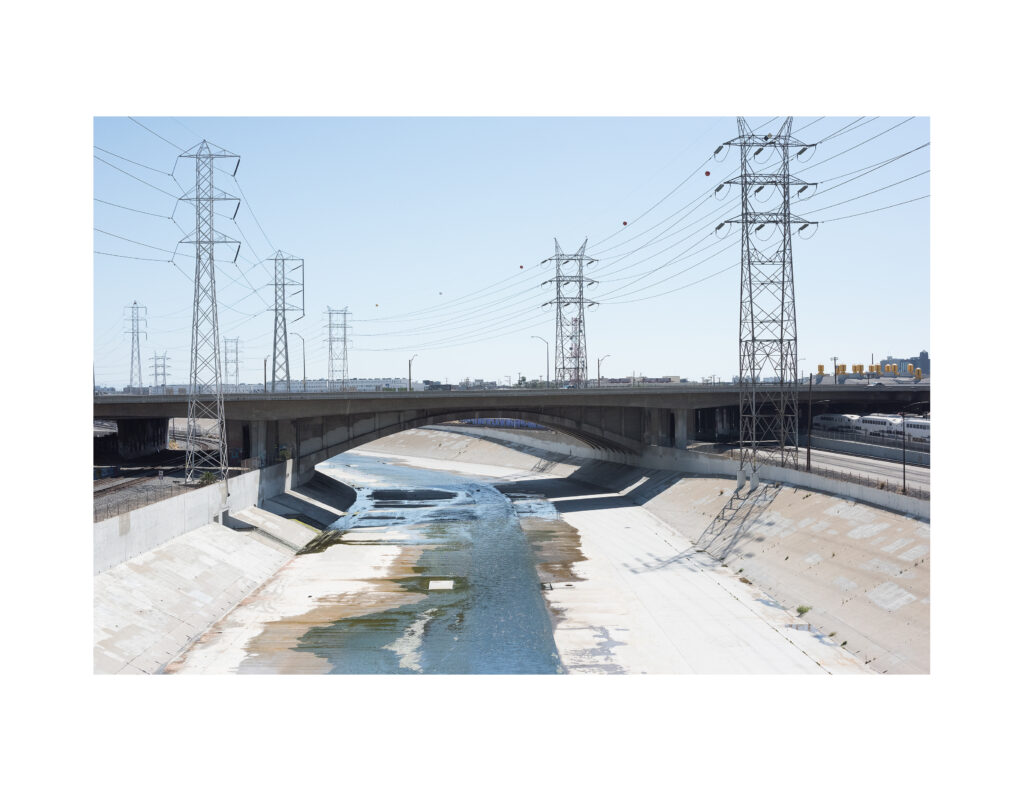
[902,417,931,443]
[857,413,903,438]
[812,413,861,433]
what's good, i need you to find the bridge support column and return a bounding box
[671,408,692,449]
[115,418,169,460]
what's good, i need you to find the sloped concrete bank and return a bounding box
[369,427,931,674]
[93,470,355,674]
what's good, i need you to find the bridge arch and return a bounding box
[293,406,641,475]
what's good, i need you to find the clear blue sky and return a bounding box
[93,115,929,387]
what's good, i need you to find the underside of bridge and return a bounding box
[224,404,697,476]
[96,386,928,474]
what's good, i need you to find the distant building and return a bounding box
[880,350,930,377]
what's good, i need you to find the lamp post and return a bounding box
[598,354,610,387]
[805,384,830,472]
[408,354,418,393]
[531,336,549,388]
[290,332,306,392]
[263,355,269,393]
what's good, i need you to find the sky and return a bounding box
[93,115,929,388]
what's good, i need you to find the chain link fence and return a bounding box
[93,481,185,522]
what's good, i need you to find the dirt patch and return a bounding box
[519,516,587,587]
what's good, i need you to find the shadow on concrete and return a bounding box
[298,471,357,511]
[694,483,782,561]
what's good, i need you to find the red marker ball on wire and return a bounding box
[705,170,711,176]
[622,221,628,226]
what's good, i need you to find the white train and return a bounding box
[812,412,930,442]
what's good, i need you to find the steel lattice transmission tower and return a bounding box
[223,337,240,391]
[125,301,147,392]
[177,140,241,484]
[722,117,817,474]
[326,306,351,391]
[268,250,304,392]
[543,239,596,388]
[150,351,170,388]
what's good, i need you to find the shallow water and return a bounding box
[293,453,563,674]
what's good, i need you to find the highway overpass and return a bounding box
[94,383,930,474]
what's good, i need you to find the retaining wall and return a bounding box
[93,459,312,574]
[803,434,930,467]
[436,424,929,520]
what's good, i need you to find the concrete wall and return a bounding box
[802,434,930,467]
[436,424,929,521]
[93,458,313,575]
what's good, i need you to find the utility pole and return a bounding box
[177,140,240,484]
[125,301,147,393]
[150,350,169,389]
[268,251,304,393]
[326,306,351,391]
[722,117,817,475]
[542,239,596,388]
[831,355,839,382]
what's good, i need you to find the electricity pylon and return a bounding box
[223,337,240,391]
[125,301,147,392]
[326,306,350,391]
[150,351,169,388]
[543,239,596,388]
[268,250,304,392]
[722,117,816,474]
[177,140,240,484]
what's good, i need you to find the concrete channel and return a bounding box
[94,426,929,674]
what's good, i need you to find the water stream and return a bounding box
[292,453,564,674]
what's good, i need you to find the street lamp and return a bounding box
[805,389,831,472]
[408,354,418,393]
[290,332,306,392]
[598,354,611,386]
[531,336,549,388]
[263,355,269,393]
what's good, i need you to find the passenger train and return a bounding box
[812,413,930,442]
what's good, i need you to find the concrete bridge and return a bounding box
[94,383,930,476]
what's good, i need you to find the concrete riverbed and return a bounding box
[159,428,918,674]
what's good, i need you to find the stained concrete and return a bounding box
[365,428,930,673]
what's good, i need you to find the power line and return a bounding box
[128,117,185,151]
[817,194,929,223]
[94,155,178,198]
[802,169,929,215]
[94,197,170,219]
[94,227,177,254]
[94,146,172,176]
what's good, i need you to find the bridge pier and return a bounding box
[115,418,169,460]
